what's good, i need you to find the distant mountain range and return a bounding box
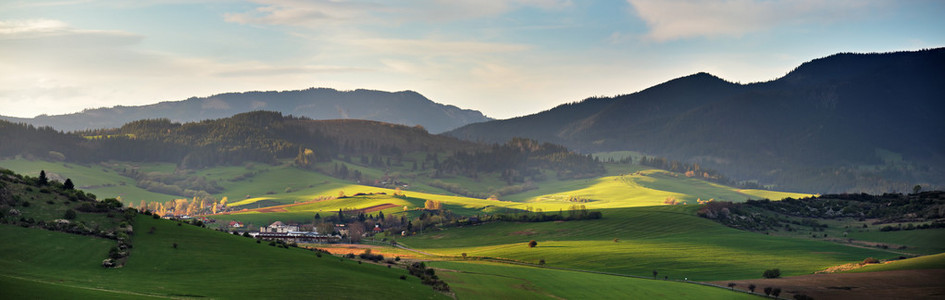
[0,88,491,134]
[447,48,945,193]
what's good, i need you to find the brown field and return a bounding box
[307,244,416,259]
[355,203,399,213]
[710,269,945,300]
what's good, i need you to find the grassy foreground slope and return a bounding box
[428,261,756,300]
[0,216,444,299]
[401,206,895,281]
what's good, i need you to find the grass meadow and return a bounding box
[0,216,444,299]
[428,261,756,299]
[400,206,898,281]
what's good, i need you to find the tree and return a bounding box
[38,170,48,185]
[63,178,74,190]
[913,185,922,194]
[772,288,781,297]
[461,253,467,260]
[748,284,756,293]
[764,287,772,296]
[316,222,334,235]
[653,270,658,278]
[63,209,77,220]
[528,240,537,248]
[728,282,736,289]
[763,268,781,278]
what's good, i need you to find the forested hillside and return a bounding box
[447,48,945,193]
[0,112,603,194]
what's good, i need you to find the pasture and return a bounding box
[428,261,757,299]
[400,206,897,281]
[0,216,445,299]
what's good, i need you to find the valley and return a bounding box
[1,48,943,299]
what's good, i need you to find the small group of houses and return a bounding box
[249,221,340,243]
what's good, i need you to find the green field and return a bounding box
[400,205,897,281]
[0,159,180,204]
[1,159,809,212]
[428,261,756,299]
[0,216,445,299]
[844,252,945,273]
[847,229,945,255]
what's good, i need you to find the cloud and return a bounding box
[627,0,881,41]
[224,0,573,27]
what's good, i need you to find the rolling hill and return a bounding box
[0,168,445,299]
[0,88,491,134]
[446,48,945,193]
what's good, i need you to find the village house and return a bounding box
[228,221,243,228]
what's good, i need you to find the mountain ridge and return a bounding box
[447,48,945,193]
[0,88,492,134]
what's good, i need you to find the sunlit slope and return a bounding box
[844,252,945,273]
[505,169,810,207]
[428,261,756,300]
[1,159,809,215]
[400,206,894,281]
[0,217,444,299]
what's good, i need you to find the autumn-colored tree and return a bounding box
[212,203,218,214]
[528,240,537,248]
[174,199,188,214]
[424,200,441,210]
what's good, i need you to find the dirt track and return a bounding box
[710,269,945,300]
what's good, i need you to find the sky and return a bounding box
[1,0,943,119]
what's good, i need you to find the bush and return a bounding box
[862,257,880,265]
[762,268,781,279]
[63,209,77,220]
[528,240,537,248]
[794,294,813,300]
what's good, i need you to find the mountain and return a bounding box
[446,48,945,193]
[0,88,491,134]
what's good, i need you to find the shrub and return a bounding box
[727,282,736,289]
[764,287,772,296]
[748,284,756,293]
[772,288,781,297]
[528,240,537,248]
[862,257,880,265]
[762,268,781,279]
[63,209,77,220]
[793,294,813,300]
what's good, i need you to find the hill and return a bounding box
[0,111,604,202]
[0,168,445,298]
[0,88,491,134]
[446,48,945,193]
